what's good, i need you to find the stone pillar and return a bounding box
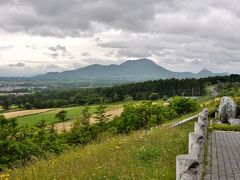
[176,109,208,180]
[176,155,200,180]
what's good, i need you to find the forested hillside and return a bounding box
[0,74,239,109]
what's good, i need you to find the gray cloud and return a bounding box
[0,0,240,73]
[104,51,115,57]
[7,63,26,67]
[48,44,66,52]
[45,44,74,59]
[81,52,91,57]
[98,32,240,73]
[25,45,37,49]
[40,64,62,69]
[82,58,120,65]
[116,49,151,58]
[0,0,157,37]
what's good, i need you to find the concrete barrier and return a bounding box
[176,108,208,180]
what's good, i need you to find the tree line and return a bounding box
[0,74,239,110]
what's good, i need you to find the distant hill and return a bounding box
[34,58,227,81]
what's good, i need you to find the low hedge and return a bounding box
[211,123,240,132]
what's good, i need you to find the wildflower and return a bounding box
[116,146,120,149]
[1,174,5,178]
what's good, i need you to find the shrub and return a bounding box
[170,97,198,114]
[79,107,91,126]
[55,110,67,122]
[0,115,67,170]
[109,102,177,134]
[67,125,94,145]
[233,97,240,106]
[94,104,111,125]
[211,123,240,131]
[148,93,160,101]
[124,95,134,102]
[162,95,168,101]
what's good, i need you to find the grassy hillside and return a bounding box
[7,121,194,179]
[16,104,122,126]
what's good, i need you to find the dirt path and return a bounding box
[54,106,124,132]
[2,108,57,119]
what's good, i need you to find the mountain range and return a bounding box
[35,58,227,81]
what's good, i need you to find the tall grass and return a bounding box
[8,122,193,179]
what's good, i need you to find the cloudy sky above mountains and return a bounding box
[0,0,239,76]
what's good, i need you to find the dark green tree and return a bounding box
[55,110,67,122]
[35,119,47,129]
[148,93,160,100]
[80,106,91,126]
[2,99,11,110]
[94,104,111,125]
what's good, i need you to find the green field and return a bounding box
[15,97,214,127]
[7,120,194,179]
[17,104,122,126]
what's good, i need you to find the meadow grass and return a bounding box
[8,121,194,179]
[17,104,122,126]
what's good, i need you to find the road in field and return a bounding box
[2,108,58,119]
[54,106,124,132]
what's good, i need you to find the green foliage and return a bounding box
[2,98,10,110]
[0,98,199,171]
[1,74,240,109]
[94,104,110,125]
[79,107,91,126]
[170,97,198,114]
[148,93,160,100]
[8,121,194,179]
[124,95,134,102]
[0,115,67,171]
[136,147,160,163]
[211,123,240,131]
[162,95,168,101]
[109,102,177,134]
[112,92,120,102]
[55,110,67,122]
[35,119,47,129]
[67,125,96,145]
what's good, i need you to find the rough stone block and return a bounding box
[176,154,200,180]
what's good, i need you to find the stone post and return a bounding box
[176,109,208,180]
[176,155,199,180]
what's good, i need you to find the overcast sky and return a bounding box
[0,0,239,76]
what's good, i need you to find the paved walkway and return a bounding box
[205,131,240,180]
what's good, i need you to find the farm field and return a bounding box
[54,106,124,132]
[15,104,123,126]
[8,119,194,179]
[2,108,57,119]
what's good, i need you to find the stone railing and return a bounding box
[171,114,199,127]
[176,108,208,180]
